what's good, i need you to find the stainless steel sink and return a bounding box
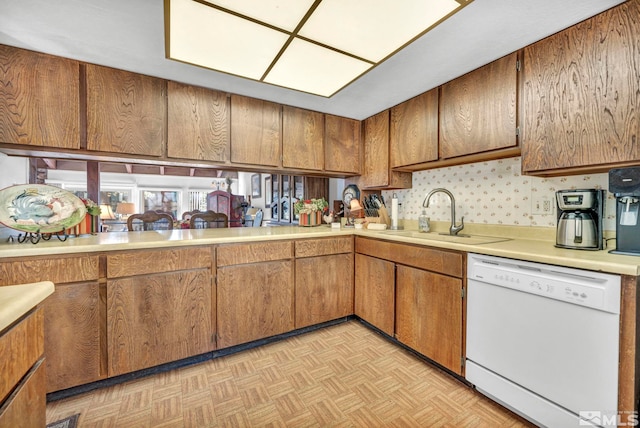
[382,230,512,245]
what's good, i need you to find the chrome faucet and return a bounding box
[423,188,464,235]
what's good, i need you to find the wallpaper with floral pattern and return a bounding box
[382,157,616,231]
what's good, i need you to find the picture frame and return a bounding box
[251,174,261,198]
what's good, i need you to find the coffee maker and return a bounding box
[555,189,605,250]
[609,167,640,255]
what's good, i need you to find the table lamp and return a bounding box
[346,199,364,227]
[99,204,115,220]
[115,202,136,219]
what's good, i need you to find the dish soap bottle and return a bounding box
[418,210,430,232]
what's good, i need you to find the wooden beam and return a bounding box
[42,158,57,169]
[86,161,100,204]
[190,168,196,177]
[125,164,132,174]
[160,166,165,175]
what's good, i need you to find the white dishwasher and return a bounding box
[466,253,621,428]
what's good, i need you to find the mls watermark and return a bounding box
[579,411,639,427]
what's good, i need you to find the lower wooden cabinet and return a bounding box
[354,254,395,336]
[395,265,463,375]
[0,308,46,427]
[106,247,215,377]
[217,260,294,348]
[295,253,353,329]
[44,281,104,392]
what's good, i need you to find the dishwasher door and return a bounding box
[466,253,621,428]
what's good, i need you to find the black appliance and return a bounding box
[609,167,640,255]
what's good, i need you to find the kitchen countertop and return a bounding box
[0,224,638,276]
[0,281,54,332]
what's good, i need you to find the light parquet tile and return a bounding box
[46,320,534,427]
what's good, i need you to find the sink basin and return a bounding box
[383,230,512,245]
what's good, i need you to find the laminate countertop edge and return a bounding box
[0,281,54,332]
[0,226,638,276]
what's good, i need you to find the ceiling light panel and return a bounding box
[264,38,372,97]
[167,0,289,79]
[201,0,316,31]
[299,0,462,62]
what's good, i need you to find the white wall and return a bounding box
[0,155,28,189]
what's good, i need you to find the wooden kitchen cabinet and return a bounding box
[283,106,324,171]
[440,52,519,159]
[86,64,166,156]
[522,1,640,175]
[390,89,439,168]
[294,237,354,328]
[216,241,294,348]
[355,236,465,374]
[0,255,103,393]
[395,265,463,375]
[106,247,214,376]
[0,309,46,428]
[230,94,281,167]
[360,110,412,189]
[0,44,80,149]
[167,81,229,162]
[354,254,395,336]
[324,114,361,175]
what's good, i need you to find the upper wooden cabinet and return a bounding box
[0,45,80,149]
[440,52,519,159]
[282,106,324,171]
[86,64,166,156]
[360,110,411,189]
[522,1,640,175]
[230,94,281,167]
[167,81,229,163]
[390,89,438,168]
[324,114,361,175]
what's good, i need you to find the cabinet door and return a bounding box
[361,110,412,189]
[217,260,294,348]
[440,52,518,159]
[295,253,354,328]
[522,1,640,174]
[395,265,463,375]
[390,89,438,168]
[283,106,324,171]
[324,114,361,175]
[230,94,281,167]
[44,281,104,392]
[86,64,166,156]
[0,360,46,428]
[107,269,214,376]
[167,81,228,162]
[0,45,80,149]
[354,254,395,336]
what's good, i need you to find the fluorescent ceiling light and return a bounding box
[165,0,471,97]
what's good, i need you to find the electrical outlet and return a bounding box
[532,197,554,215]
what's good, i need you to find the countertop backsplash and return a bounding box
[382,157,616,231]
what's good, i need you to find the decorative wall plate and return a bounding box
[0,184,87,233]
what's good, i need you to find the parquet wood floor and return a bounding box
[46,320,534,427]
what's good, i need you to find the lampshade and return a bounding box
[349,199,363,212]
[99,204,115,220]
[116,202,136,215]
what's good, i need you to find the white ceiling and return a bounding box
[0,0,626,120]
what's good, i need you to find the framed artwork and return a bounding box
[251,174,261,198]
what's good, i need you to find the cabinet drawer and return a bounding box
[0,308,44,404]
[355,237,463,278]
[0,255,99,286]
[107,247,212,278]
[295,236,353,258]
[217,241,293,267]
[0,358,46,428]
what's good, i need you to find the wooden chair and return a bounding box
[127,210,174,231]
[181,210,201,220]
[189,211,228,229]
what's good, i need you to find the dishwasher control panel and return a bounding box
[468,253,621,314]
